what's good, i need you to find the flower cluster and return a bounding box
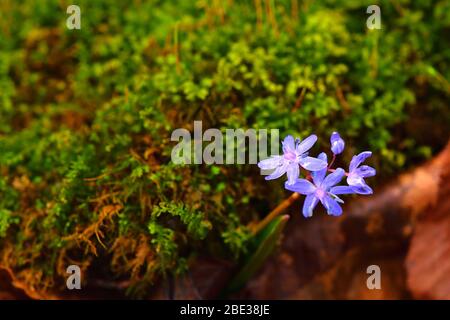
[258,132,376,217]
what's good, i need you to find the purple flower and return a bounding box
[330,132,345,155]
[285,153,355,217]
[347,151,376,194]
[258,135,327,185]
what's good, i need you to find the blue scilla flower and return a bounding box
[284,153,356,217]
[330,132,345,155]
[347,151,376,194]
[258,135,328,185]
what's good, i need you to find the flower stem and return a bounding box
[251,192,300,235]
[328,154,336,168]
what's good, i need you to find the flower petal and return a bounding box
[330,132,345,155]
[257,155,282,170]
[286,163,300,186]
[329,185,356,195]
[356,165,376,178]
[350,183,373,195]
[265,163,288,181]
[321,195,343,216]
[349,151,372,172]
[347,173,365,187]
[284,179,316,195]
[322,168,345,189]
[282,135,296,154]
[312,152,328,185]
[299,156,328,172]
[296,134,317,155]
[302,194,319,218]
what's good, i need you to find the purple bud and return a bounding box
[330,132,345,155]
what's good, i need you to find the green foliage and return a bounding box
[0,209,18,238]
[148,221,178,273]
[0,0,448,295]
[221,212,253,258]
[151,201,212,240]
[222,214,289,295]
